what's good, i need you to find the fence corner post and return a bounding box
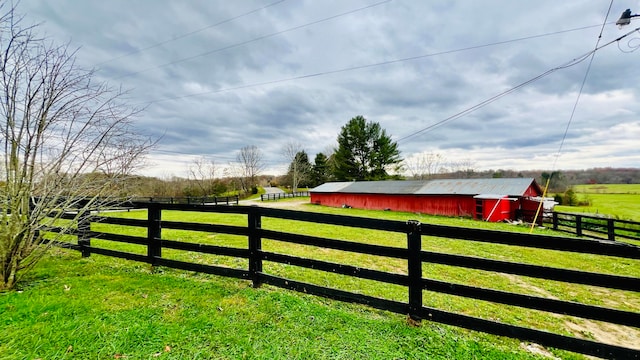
[147,203,162,266]
[607,218,615,241]
[78,213,91,258]
[407,220,423,324]
[248,206,263,288]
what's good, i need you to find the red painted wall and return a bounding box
[311,193,477,218]
[481,197,514,222]
[310,182,542,222]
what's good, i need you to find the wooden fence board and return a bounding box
[260,229,407,259]
[160,220,249,236]
[159,239,249,258]
[261,251,408,286]
[421,278,640,327]
[421,223,640,259]
[259,207,407,232]
[417,306,639,360]
[260,274,409,315]
[421,250,640,291]
[88,231,148,246]
[154,258,248,280]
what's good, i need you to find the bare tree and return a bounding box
[0,3,154,290]
[187,156,216,196]
[236,145,264,193]
[282,141,311,192]
[445,158,477,178]
[403,152,444,180]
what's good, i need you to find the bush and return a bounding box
[562,188,578,206]
[553,194,563,205]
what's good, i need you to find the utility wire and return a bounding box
[396,23,638,144]
[550,0,612,170]
[94,0,287,68]
[140,23,604,106]
[529,0,613,233]
[116,0,392,80]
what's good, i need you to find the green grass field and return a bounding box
[1,249,561,360]
[554,184,640,221]
[1,201,638,359]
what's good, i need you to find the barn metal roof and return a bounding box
[310,178,539,197]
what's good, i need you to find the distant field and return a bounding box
[572,184,640,194]
[554,184,640,221]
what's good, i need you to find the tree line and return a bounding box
[143,114,640,199]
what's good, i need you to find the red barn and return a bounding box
[310,178,545,222]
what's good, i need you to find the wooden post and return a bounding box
[78,213,91,258]
[607,219,615,241]
[407,220,422,323]
[552,212,559,231]
[248,206,263,288]
[147,203,162,265]
[576,215,582,237]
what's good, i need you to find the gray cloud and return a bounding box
[16,0,640,177]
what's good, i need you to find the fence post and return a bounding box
[248,206,263,287]
[407,220,422,323]
[78,213,91,258]
[147,203,162,266]
[576,215,582,237]
[607,219,615,241]
[552,212,558,230]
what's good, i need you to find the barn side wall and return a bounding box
[310,193,476,218]
[481,198,515,222]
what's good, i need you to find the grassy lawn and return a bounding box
[1,249,556,360]
[2,200,638,358]
[555,184,640,221]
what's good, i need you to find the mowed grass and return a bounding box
[1,249,555,360]
[555,184,640,221]
[2,201,639,359]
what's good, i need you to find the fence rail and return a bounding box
[130,195,239,206]
[260,191,309,201]
[47,204,640,359]
[547,211,640,242]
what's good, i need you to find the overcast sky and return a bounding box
[16,0,640,178]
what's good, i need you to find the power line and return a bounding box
[396,24,640,144]
[530,0,614,233]
[116,0,392,80]
[140,23,605,106]
[93,0,287,68]
[550,0,613,170]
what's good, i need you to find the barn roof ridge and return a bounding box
[310,178,540,196]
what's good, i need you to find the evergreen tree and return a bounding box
[286,151,311,191]
[310,153,330,187]
[333,116,402,181]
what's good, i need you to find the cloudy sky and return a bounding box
[16,0,640,178]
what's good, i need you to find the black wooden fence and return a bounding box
[130,195,239,206]
[548,211,640,242]
[260,191,309,201]
[48,204,640,359]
